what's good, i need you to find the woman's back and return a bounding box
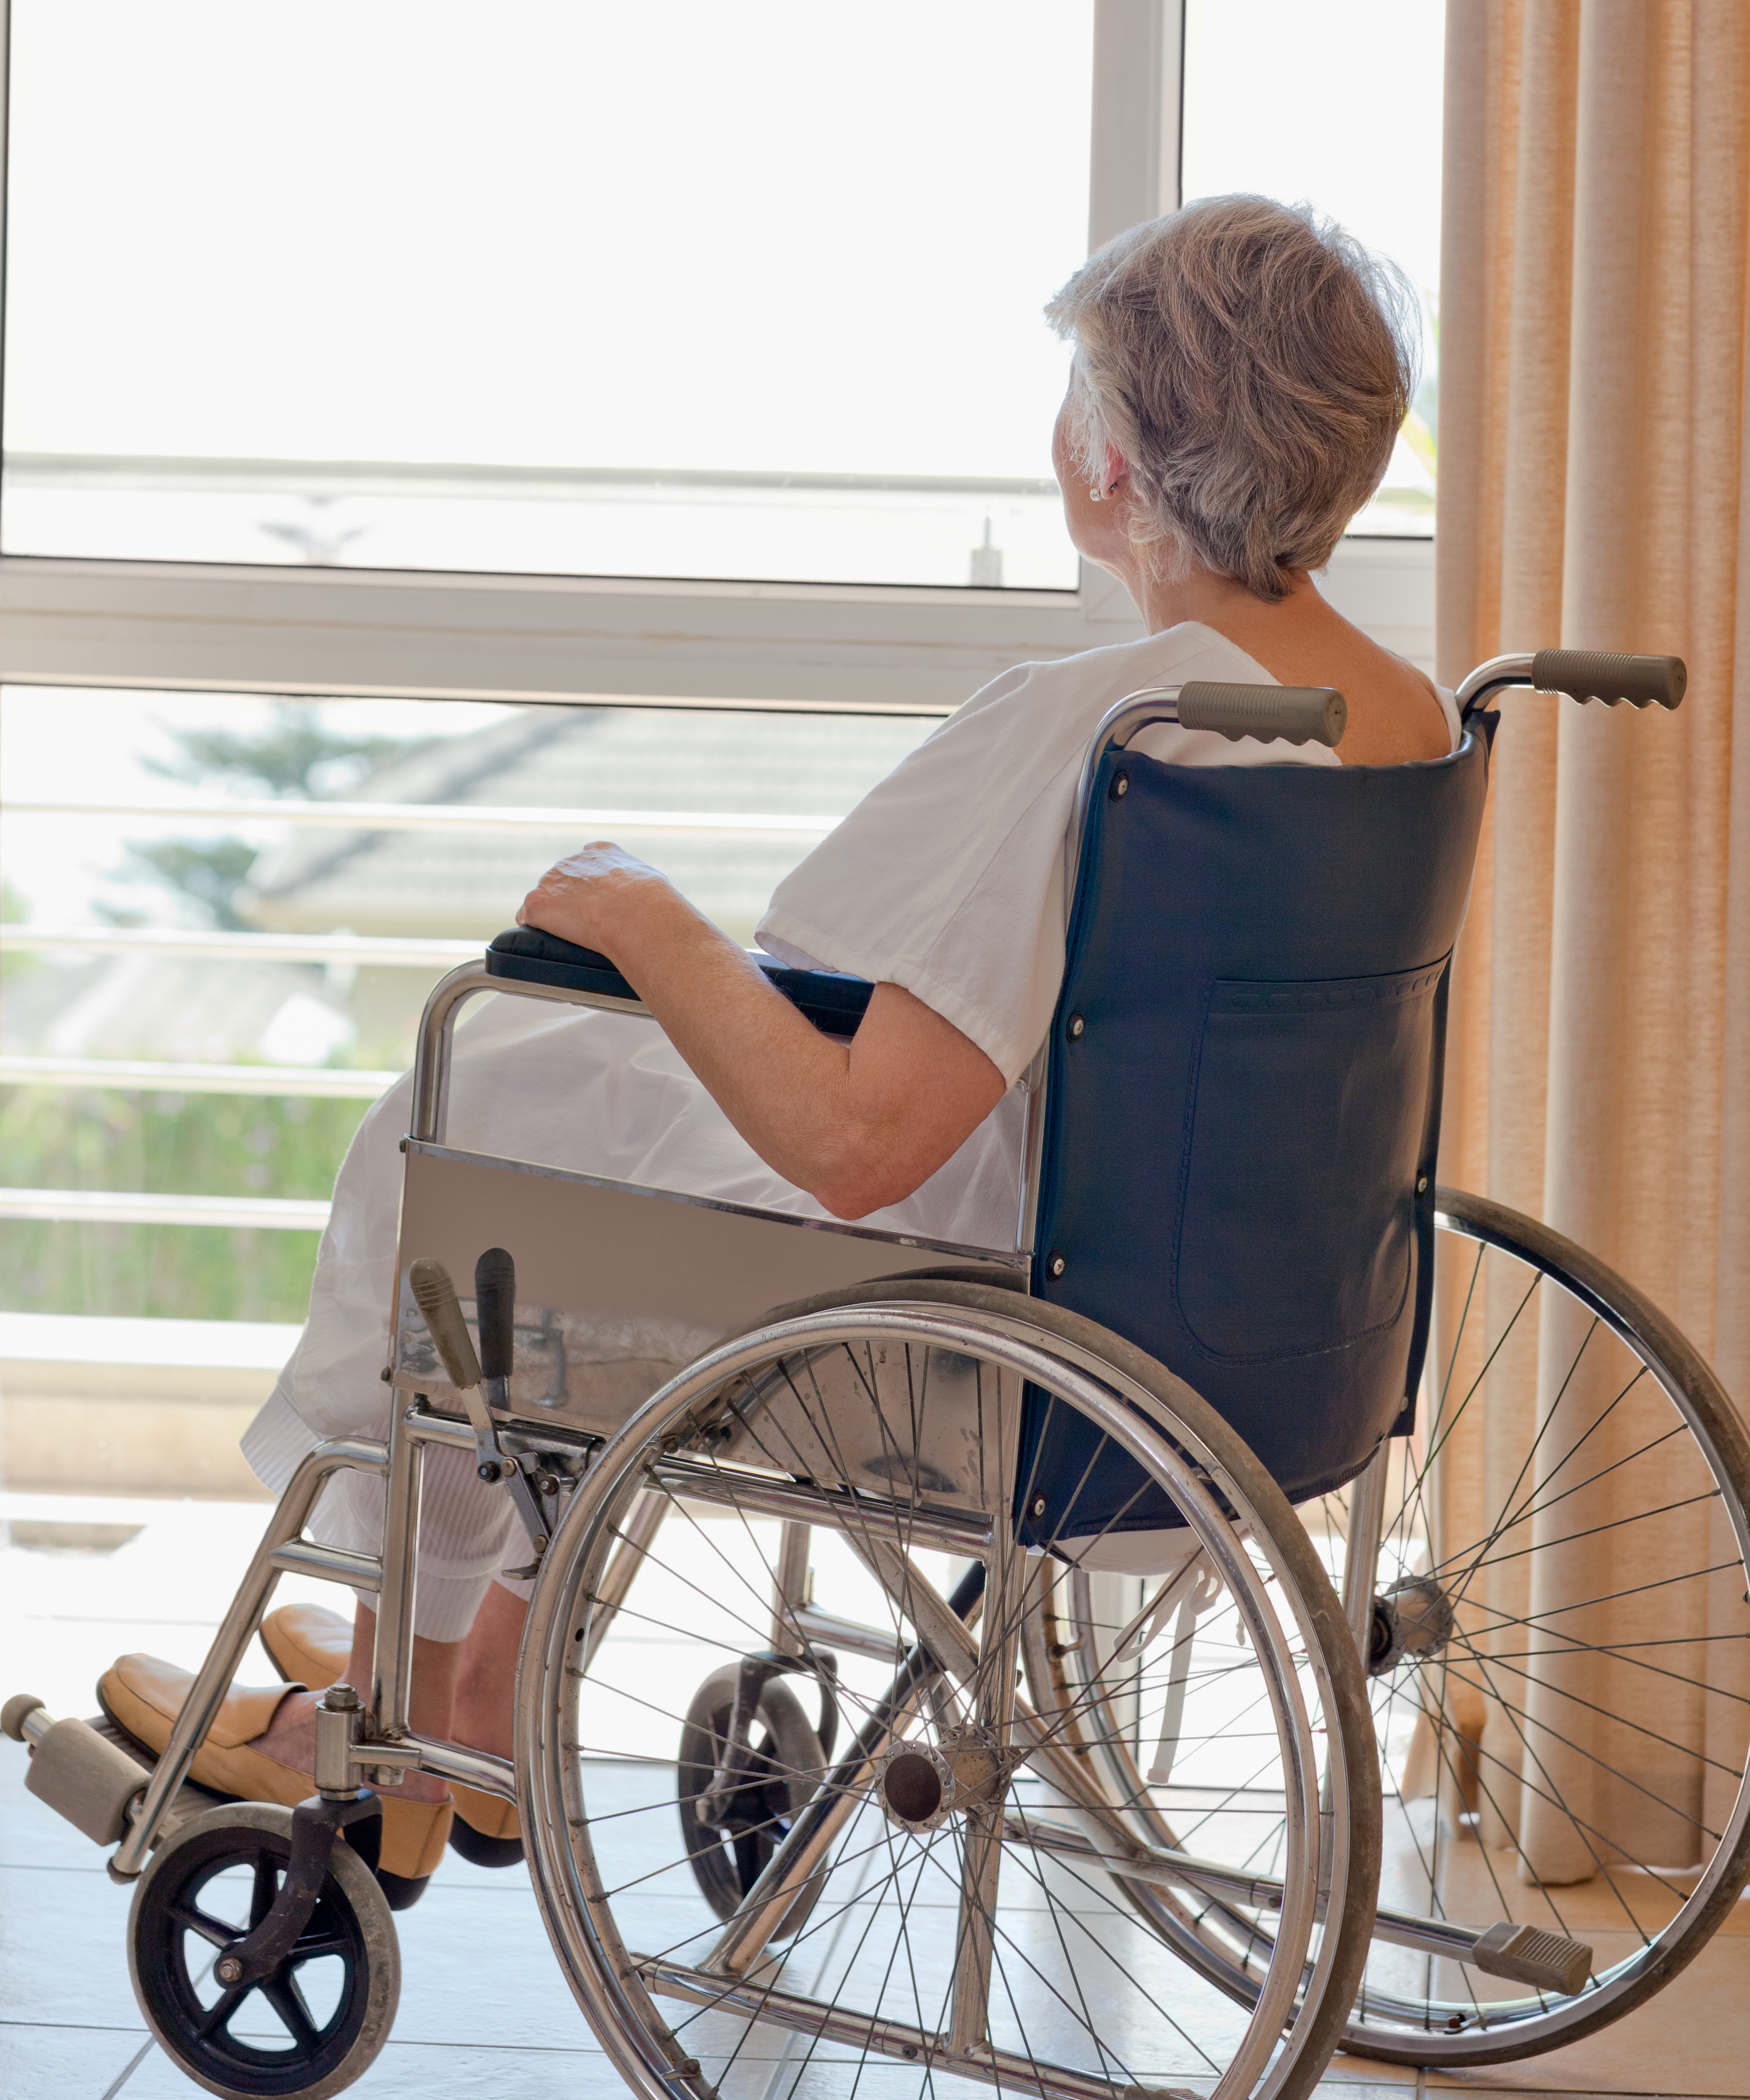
[1159,572,1451,767]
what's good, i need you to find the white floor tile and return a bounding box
[0,1861,143,2029]
[115,2035,613,2097]
[0,2020,151,2096]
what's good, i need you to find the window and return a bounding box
[0,2,1440,718]
[4,0,1092,591]
[1180,0,1444,535]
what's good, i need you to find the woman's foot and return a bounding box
[260,1589,527,1770]
[246,1685,452,1803]
[449,1581,529,1859]
[251,1601,458,1802]
[259,1590,528,1855]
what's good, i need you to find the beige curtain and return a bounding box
[1433,0,1750,1880]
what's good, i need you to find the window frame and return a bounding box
[0,0,1431,709]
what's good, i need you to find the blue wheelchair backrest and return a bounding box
[1022,723,1493,1536]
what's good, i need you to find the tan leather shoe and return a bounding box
[261,1602,351,1689]
[262,1604,524,1852]
[98,1653,452,1882]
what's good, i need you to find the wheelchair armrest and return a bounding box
[487,927,637,1001]
[485,927,875,1037]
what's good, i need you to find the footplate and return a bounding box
[1470,1921,1593,1996]
[2,1696,228,1855]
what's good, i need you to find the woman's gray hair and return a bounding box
[1047,195,1419,601]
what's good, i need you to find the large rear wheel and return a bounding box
[1021,1193,1750,2066]
[1324,1190,1750,2064]
[519,1283,1380,2100]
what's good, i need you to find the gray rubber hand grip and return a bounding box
[1532,649,1686,709]
[1177,682,1347,747]
[409,1257,482,1391]
[474,1247,516,1383]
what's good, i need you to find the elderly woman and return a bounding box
[102,195,1455,1892]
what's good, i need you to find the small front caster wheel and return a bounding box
[128,1802,399,2099]
[677,1663,826,1940]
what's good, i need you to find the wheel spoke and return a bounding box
[1431,1400,1678,1595]
[1433,1648,1720,1849]
[1424,1636,1743,1781]
[289,1933,355,1962]
[1449,1486,1720,1574]
[261,1972,324,2051]
[166,1902,238,1951]
[194,1984,250,2039]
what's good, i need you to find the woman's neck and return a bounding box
[1097,551,1363,679]
[1120,553,1325,650]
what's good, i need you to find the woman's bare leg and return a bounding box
[452,1581,527,1758]
[250,1600,457,1802]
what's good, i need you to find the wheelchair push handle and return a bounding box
[474,1247,516,1385]
[408,1258,482,1392]
[1459,648,1688,718]
[1177,682,1347,747]
[1531,648,1686,710]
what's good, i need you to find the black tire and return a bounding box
[677,1663,827,1939]
[128,1803,399,2100]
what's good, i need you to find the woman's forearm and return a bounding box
[588,878,867,1198]
[518,849,1004,1217]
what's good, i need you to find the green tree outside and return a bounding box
[1,1083,369,1321]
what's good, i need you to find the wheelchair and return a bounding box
[9,646,1747,2100]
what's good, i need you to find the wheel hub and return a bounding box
[877,1728,1008,1833]
[1368,1574,1455,1676]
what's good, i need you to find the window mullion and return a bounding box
[1088,0,1184,248]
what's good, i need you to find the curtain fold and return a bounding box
[1435,0,1750,1881]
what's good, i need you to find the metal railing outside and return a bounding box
[0,788,846,1235]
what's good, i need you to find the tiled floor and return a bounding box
[1,1491,1743,2099]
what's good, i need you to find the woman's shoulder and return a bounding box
[933,623,1274,765]
[961,620,1268,718]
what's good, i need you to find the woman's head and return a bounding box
[1047,196,1418,602]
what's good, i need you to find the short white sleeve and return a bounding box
[756,622,1341,1085]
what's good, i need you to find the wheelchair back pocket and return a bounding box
[1173,962,1445,1363]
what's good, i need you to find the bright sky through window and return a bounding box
[2,1,1094,586]
[2,3,1442,580]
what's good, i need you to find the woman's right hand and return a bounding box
[516,841,675,961]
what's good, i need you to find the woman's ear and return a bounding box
[1103,444,1130,500]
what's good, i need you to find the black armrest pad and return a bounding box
[487,927,634,999]
[486,927,875,1036]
